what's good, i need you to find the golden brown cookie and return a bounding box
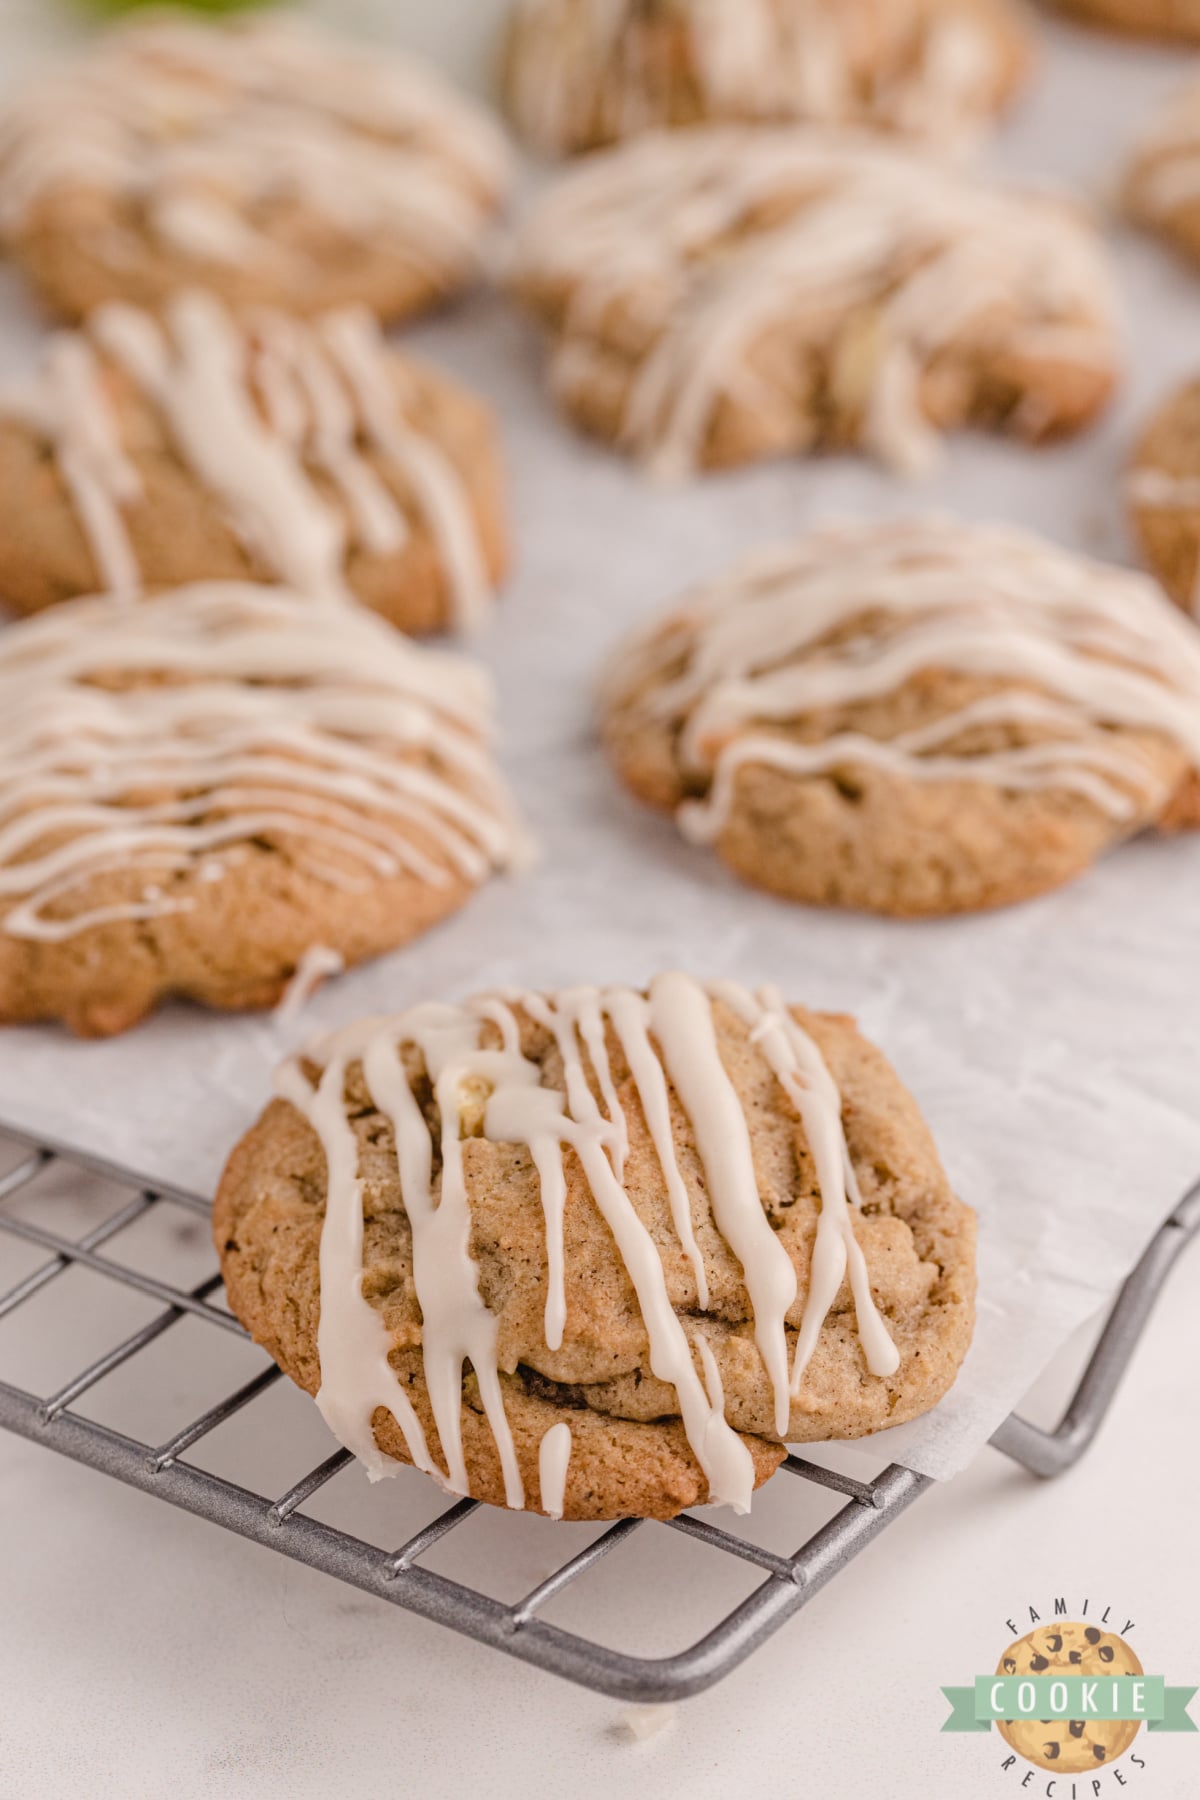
[1125,77,1200,261]
[600,519,1200,916]
[996,1623,1144,1774]
[0,292,506,635]
[502,0,1032,157]
[1129,378,1200,617]
[0,583,522,1037]
[0,12,511,324]
[214,973,976,1521]
[1053,0,1200,39]
[510,128,1118,478]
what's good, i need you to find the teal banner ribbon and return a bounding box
[941,1688,991,1734]
[941,1678,1197,1733]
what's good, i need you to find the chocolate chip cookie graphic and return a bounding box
[995,1624,1145,1773]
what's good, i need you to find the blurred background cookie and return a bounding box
[0,291,506,634]
[601,519,1200,915]
[501,0,1032,157]
[1051,0,1200,40]
[1129,377,1200,617]
[215,972,976,1519]
[0,11,512,322]
[510,129,1118,478]
[1125,75,1200,268]
[0,582,522,1035]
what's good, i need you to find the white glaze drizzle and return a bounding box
[0,292,493,632]
[508,0,1010,156]
[0,13,510,284]
[273,945,345,1025]
[513,129,1114,476]
[0,582,519,944]
[538,1421,572,1519]
[1129,466,1200,512]
[278,974,899,1514]
[606,519,1200,837]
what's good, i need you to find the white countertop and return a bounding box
[0,6,1198,1797]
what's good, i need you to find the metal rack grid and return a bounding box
[0,1125,1196,1705]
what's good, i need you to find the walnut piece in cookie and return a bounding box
[0,583,523,1036]
[510,128,1118,479]
[0,12,511,324]
[0,292,507,635]
[502,0,1032,158]
[214,973,976,1520]
[600,518,1200,916]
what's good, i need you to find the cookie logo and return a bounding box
[994,1623,1144,1773]
[941,1597,1197,1790]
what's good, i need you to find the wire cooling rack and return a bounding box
[0,1125,1196,1704]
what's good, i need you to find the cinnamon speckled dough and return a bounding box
[0,585,519,1037]
[0,313,507,636]
[0,13,511,324]
[1053,0,1200,39]
[501,0,1032,157]
[214,992,976,1521]
[1130,379,1200,616]
[510,129,1118,478]
[600,524,1200,917]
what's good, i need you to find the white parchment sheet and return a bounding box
[0,25,1197,1483]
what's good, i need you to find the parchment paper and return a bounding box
[0,23,1197,1482]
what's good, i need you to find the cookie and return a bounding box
[510,129,1118,478]
[1125,78,1200,263]
[0,583,522,1036]
[996,1623,1144,1773]
[1128,378,1200,618]
[214,972,976,1521]
[600,519,1200,917]
[0,292,506,635]
[0,12,511,324]
[502,0,1032,158]
[1052,0,1200,40]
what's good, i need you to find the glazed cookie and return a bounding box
[1129,379,1200,618]
[0,583,521,1036]
[510,129,1118,477]
[502,0,1032,158]
[1126,78,1200,269]
[996,1624,1144,1773]
[1053,0,1200,40]
[214,972,976,1521]
[601,519,1200,917]
[0,292,506,634]
[0,12,511,323]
